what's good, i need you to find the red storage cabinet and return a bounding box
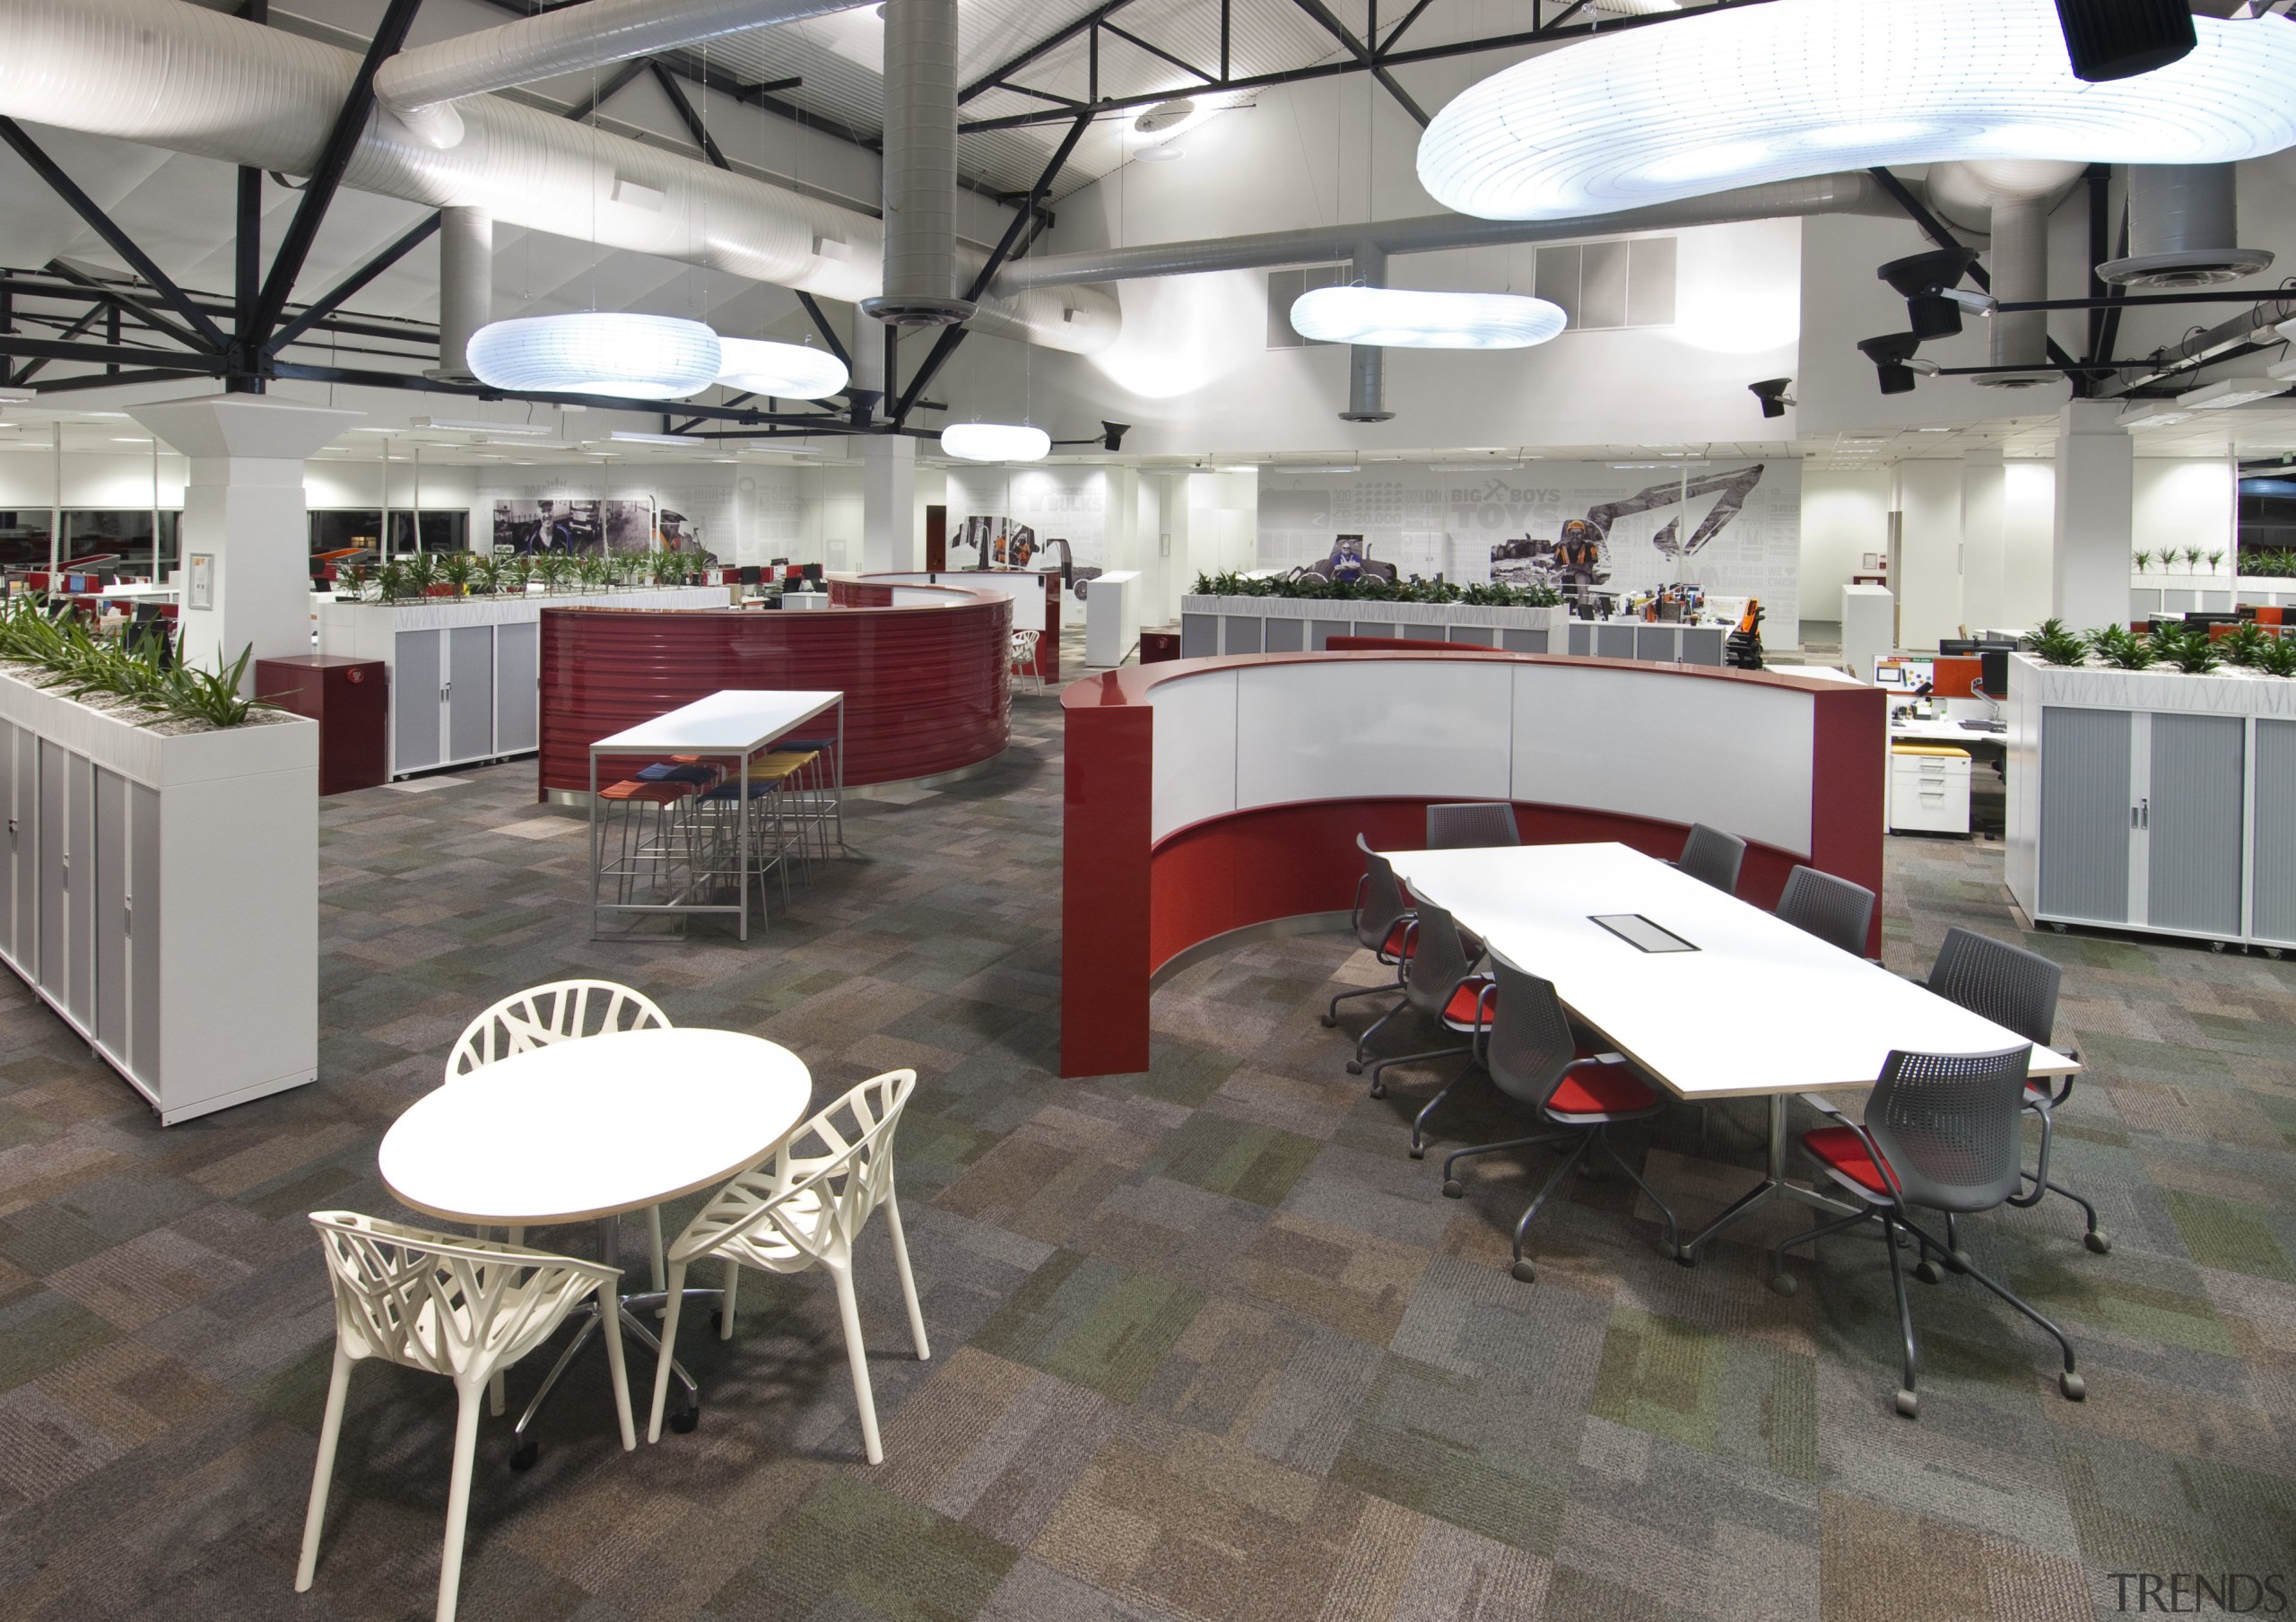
[254,655,387,795]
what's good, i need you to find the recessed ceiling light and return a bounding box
[1135,98,1196,135]
[2179,377,2288,410]
[1135,144,1185,162]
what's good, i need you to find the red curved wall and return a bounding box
[536,597,1010,795]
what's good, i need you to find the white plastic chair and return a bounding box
[646,1069,929,1461]
[445,980,673,1288]
[296,1212,635,1622]
[1009,628,1045,691]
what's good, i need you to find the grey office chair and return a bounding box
[1323,834,1416,1066]
[1439,951,1682,1282]
[1776,866,1875,956]
[1358,901,1492,1154]
[1777,1044,2084,1419]
[1425,802,1521,850]
[1926,928,2108,1255]
[1674,823,1746,894]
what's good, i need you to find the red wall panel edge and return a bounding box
[1807,686,1890,955]
[1061,685,1153,1077]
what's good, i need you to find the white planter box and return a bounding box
[0,666,318,1123]
[317,588,726,777]
[1178,593,1568,658]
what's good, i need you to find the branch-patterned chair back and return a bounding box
[445,980,669,1082]
[308,1212,620,1385]
[666,1070,918,1276]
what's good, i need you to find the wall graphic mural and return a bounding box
[490,498,657,554]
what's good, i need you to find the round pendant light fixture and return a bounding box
[467,313,723,400]
[1417,0,2296,221]
[940,423,1051,462]
[716,337,849,399]
[1290,286,1567,349]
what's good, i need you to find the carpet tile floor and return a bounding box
[0,673,2291,1621]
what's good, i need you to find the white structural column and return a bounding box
[2052,400,2134,630]
[861,434,917,572]
[130,397,362,686]
[1892,458,1964,650]
[1961,449,2006,632]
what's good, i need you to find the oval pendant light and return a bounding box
[716,337,849,399]
[1417,0,2296,221]
[941,423,1050,462]
[1290,286,1567,349]
[467,313,723,400]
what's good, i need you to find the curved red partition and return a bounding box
[536,585,1011,795]
[1061,650,1886,1078]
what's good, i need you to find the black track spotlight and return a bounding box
[1749,378,1796,419]
[1878,248,1980,340]
[2052,0,2194,82]
[1857,333,1923,397]
[1100,420,1131,451]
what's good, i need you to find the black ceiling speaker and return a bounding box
[2053,0,2196,83]
[1878,248,1979,340]
[1857,333,1923,397]
[1749,378,1795,419]
[1100,420,1131,451]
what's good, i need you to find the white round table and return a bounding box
[380,1027,813,1225]
[378,1027,813,1459]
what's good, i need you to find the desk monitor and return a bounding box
[1978,649,2009,699]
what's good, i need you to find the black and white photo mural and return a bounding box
[1257,461,1803,629]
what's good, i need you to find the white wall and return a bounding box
[2132,458,2235,573]
[2003,460,2056,631]
[0,448,186,508]
[1893,460,1964,651]
[1798,467,1891,628]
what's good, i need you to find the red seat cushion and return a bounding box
[1441,979,1496,1026]
[1547,1060,1659,1116]
[1381,920,1413,956]
[1803,1125,1895,1199]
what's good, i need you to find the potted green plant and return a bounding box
[2259,632,2296,677]
[2132,549,2152,574]
[2149,619,2219,674]
[2028,618,2088,667]
[2206,548,2225,575]
[2182,545,2205,571]
[437,550,476,597]
[2085,624,2158,669]
[2218,623,2270,668]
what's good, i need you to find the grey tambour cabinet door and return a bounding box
[494,620,540,754]
[2251,719,2296,945]
[395,627,443,773]
[93,766,128,1058]
[11,726,32,967]
[448,625,495,763]
[129,781,160,1085]
[2146,712,2245,938]
[36,739,65,998]
[0,719,13,966]
[2039,707,2131,924]
[64,750,93,1026]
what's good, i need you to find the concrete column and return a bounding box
[129,397,362,687]
[2052,399,2134,630]
[1961,449,2005,635]
[1893,459,1963,650]
[431,206,491,380]
[861,434,917,573]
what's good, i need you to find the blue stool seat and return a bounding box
[700,779,782,802]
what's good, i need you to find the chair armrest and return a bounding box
[1798,1092,1852,1120]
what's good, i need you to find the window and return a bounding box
[309,510,468,557]
[0,510,180,573]
[1266,264,1348,348]
[1533,237,1677,331]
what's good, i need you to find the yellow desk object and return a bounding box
[1889,743,1970,835]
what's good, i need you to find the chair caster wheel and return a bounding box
[2084,1232,2111,1255]
[2059,1372,2085,1401]
[1408,1143,1425,1160]
[1915,1260,1944,1286]
[1320,1015,1336,1027]
[1950,1250,1973,1273]
[1345,1060,1362,1076]
[1441,1178,1465,1199]
[1509,1259,1537,1284]
[509,1439,540,1471]
[1894,1390,1920,1419]
[1768,1270,1797,1296]
[1672,1246,1695,1269]
[670,1404,700,1433]
[1369,1082,1386,1099]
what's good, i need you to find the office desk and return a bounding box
[1383,842,2075,1254]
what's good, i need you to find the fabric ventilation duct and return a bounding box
[430,205,491,379]
[2100,164,2273,288]
[864,0,971,327]
[1340,245,1394,423]
[0,0,1116,354]
[1926,161,2083,388]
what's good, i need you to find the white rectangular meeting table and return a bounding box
[1382,842,2078,1257]
[588,688,843,941]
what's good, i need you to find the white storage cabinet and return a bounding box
[1889,746,1970,834]
[0,666,318,1122]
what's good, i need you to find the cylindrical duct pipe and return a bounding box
[430,205,491,379]
[2100,164,2273,287]
[375,0,874,150]
[864,0,971,327]
[1340,245,1394,423]
[1982,196,2050,387]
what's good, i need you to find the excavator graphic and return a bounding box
[1490,464,1766,589]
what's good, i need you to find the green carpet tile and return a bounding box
[0,669,2292,1622]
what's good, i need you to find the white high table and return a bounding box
[380,1027,813,1450]
[1382,843,2077,1257]
[588,688,844,940]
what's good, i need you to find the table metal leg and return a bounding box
[1680,1094,1861,1260]
[588,751,600,939]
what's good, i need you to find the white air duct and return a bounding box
[430,205,490,379]
[865,0,970,326]
[2100,163,2273,287]
[375,0,874,150]
[1341,244,1394,424]
[1926,160,2083,388]
[0,0,1117,354]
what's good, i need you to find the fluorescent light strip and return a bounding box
[1419,0,2296,220]
[2179,378,2289,410]
[599,431,707,448]
[410,417,556,435]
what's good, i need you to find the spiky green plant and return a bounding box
[437,549,476,595]
[2149,619,2220,674]
[2219,622,2270,668]
[163,645,257,727]
[2257,632,2296,678]
[2086,624,2158,670]
[402,550,442,596]
[2206,548,2225,574]
[375,560,411,603]
[2027,619,2089,667]
[2132,549,2152,573]
[532,552,571,592]
[2181,545,2205,571]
